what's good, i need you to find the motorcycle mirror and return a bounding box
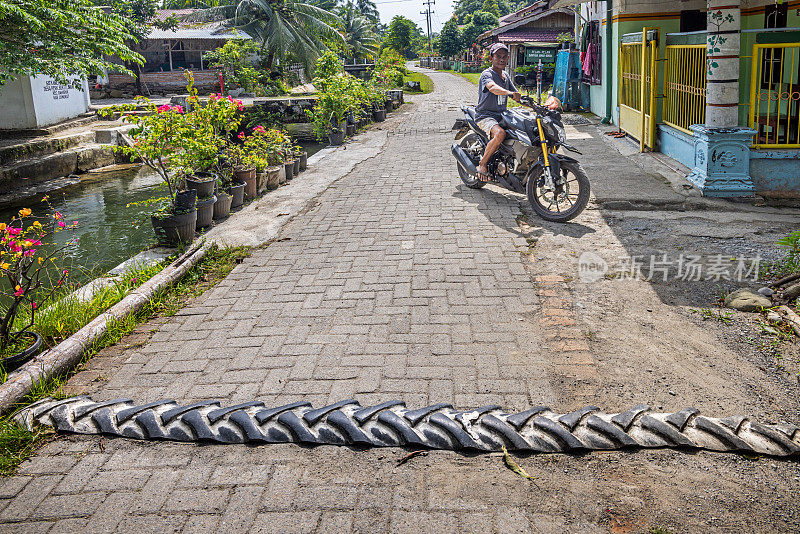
[513,74,526,87]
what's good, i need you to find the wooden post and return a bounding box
[168,40,174,72]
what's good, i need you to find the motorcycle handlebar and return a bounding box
[519,96,548,114]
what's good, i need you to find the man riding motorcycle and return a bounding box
[476,43,560,182]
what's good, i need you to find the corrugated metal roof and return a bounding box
[497,28,568,43]
[147,27,250,40]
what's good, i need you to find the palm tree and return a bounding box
[354,0,379,23]
[338,1,379,59]
[235,0,345,72]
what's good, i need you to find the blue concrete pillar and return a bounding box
[687,125,756,197]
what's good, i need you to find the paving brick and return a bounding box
[250,512,320,533]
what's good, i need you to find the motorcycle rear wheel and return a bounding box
[456,133,486,189]
[526,160,590,222]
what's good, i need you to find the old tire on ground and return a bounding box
[526,159,590,223]
[456,133,485,190]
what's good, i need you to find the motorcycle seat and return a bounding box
[462,106,477,121]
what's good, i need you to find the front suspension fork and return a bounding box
[536,118,556,188]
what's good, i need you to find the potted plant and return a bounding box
[213,174,233,220]
[557,32,574,50]
[116,101,197,246]
[230,136,257,199]
[0,204,74,369]
[294,146,308,172]
[307,73,354,146]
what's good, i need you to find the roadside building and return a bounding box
[477,2,575,75]
[106,10,250,94]
[542,0,800,198]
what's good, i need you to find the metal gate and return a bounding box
[619,29,658,151]
[748,41,800,148]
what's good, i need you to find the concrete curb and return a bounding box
[0,240,209,416]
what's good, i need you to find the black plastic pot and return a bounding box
[0,332,42,371]
[372,109,386,122]
[328,130,345,146]
[186,172,216,198]
[152,209,196,246]
[213,191,232,219]
[284,161,294,181]
[292,158,300,176]
[196,195,216,229]
[229,182,245,208]
[298,151,308,171]
[346,123,356,137]
[174,189,197,213]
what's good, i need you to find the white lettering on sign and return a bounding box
[43,79,73,100]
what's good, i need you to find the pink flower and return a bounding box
[31,302,37,309]
[156,104,171,113]
[7,228,20,236]
[72,221,78,226]
[173,105,184,114]
[14,287,23,297]
[237,132,245,139]
[58,221,66,228]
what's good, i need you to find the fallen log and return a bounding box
[770,272,800,288]
[780,282,800,302]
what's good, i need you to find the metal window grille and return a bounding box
[749,42,800,148]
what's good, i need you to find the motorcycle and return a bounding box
[450,76,590,222]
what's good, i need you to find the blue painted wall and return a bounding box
[657,124,695,169]
[750,149,800,197]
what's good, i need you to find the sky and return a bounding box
[375,0,456,34]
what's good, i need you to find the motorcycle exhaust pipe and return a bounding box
[451,143,477,176]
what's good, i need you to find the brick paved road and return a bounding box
[2,69,798,534]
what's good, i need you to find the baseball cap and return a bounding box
[489,43,509,56]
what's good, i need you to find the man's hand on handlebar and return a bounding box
[511,91,521,103]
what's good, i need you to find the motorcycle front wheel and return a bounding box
[455,133,486,189]
[526,160,590,222]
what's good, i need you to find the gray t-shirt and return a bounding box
[475,67,517,121]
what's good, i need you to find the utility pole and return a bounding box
[421,0,435,56]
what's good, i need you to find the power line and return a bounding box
[421,0,434,54]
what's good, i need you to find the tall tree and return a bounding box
[337,1,379,59]
[453,0,509,24]
[0,0,142,87]
[481,0,499,17]
[353,0,378,23]
[230,0,345,73]
[460,10,497,48]
[383,15,421,58]
[438,16,462,57]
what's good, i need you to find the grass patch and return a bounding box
[402,71,434,94]
[762,231,800,281]
[30,262,165,351]
[0,244,251,475]
[692,307,734,324]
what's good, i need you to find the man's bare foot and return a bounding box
[476,164,490,182]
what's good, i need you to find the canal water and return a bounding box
[0,141,325,287]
